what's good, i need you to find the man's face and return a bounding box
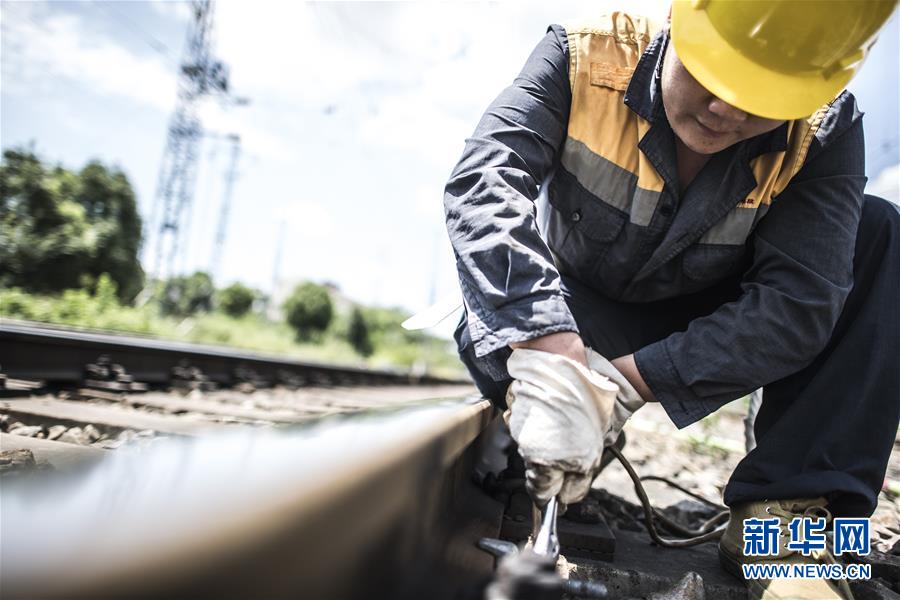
[661,42,786,155]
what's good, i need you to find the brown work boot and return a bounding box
[718,498,854,599]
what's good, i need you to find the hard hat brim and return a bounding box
[670,1,849,121]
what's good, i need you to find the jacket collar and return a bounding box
[623,29,666,122]
[624,28,789,159]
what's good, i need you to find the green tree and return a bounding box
[218,282,256,317]
[160,271,214,317]
[76,161,144,301]
[283,282,334,340]
[0,148,144,302]
[93,273,119,311]
[1,149,94,293]
[361,306,425,345]
[346,306,374,356]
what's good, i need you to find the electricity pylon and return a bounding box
[148,0,237,282]
[210,133,241,280]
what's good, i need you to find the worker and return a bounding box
[443,1,899,598]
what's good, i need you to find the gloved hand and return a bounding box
[584,348,646,447]
[504,348,617,506]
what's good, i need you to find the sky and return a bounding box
[2,1,898,337]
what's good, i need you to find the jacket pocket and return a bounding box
[682,244,746,282]
[546,179,628,281]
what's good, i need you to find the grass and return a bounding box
[0,287,466,379]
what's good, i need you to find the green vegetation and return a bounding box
[160,271,215,317]
[1,148,144,302]
[346,307,374,357]
[0,284,463,377]
[217,282,256,317]
[0,148,463,377]
[283,282,334,341]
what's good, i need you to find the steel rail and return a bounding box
[0,319,466,388]
[1,396,499,599]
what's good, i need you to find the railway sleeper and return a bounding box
[83,354,148,393]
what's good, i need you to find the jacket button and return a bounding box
[658,203,672,217]
[571,210,582,222]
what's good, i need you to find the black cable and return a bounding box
[639,474,728,510]
[609,446,729,548]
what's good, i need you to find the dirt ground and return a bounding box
[596,400,900,553]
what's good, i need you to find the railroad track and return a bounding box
[1,320,499,598]
[0,319,474,466]
[2,396,498,599]
[0,321,753,599]
[8,321,892,599]
[0,319,461,389]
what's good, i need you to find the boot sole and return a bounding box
[720,547,773,599]
[718,545,745,582]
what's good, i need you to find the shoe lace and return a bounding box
[766,503,831,525]
[765,504,854,599]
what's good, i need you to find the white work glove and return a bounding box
[504,348,617,506]
[585,348,646,447]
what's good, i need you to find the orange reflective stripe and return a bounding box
[563,12,826,235]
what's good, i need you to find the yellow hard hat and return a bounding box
[671,0,898,120]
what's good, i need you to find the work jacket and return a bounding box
[444,14,866,427]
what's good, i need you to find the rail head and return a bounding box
[0,319,471,386]
[1,395,495,599]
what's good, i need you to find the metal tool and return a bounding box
[478,495,607,598]
[531,496,560,559]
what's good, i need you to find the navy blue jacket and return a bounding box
[444,24,866,427]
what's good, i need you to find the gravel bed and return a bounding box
[599,403,900,554]
[1,413,159,450]
[0,448,53,478]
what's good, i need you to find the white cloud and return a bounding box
[213,2,397,108]
[867,164,900,205]
[413,184,444,219]
[198,100,293,161]
[147,0,192,21]
[1,1,176,110]
[7,0,798,318]
[0,1,295,178]
[207,0,670,171]
[280,200,336,240]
